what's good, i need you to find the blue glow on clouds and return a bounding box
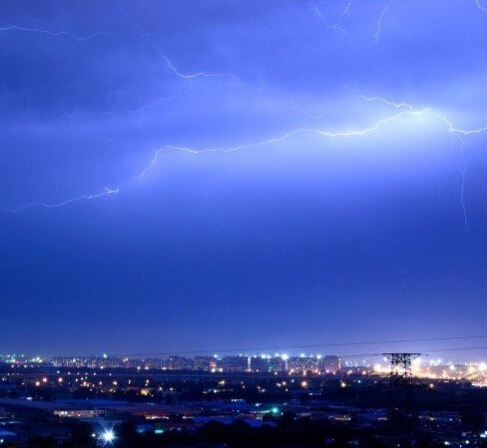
[1,0,487,356]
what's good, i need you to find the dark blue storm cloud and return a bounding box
[1,0,487,357]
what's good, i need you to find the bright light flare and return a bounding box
[101,429,115,445]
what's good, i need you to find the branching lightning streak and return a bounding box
[2,188,119,213]
[2,36,249,213]
[6,96,487,215]
[472,0,487,13]
[150,42,237,80]
[314,6,349,36]
[339,0,353,19]
[4,3,486,226]
[156,110,423,156]
[363,94,485,232]
[135,95,486,233]
[142,107,487,162]
[139,150,164,178]
[359,94,413,110]
[459,156,469,233]
[374,0,395,43]
[138,109,427,177]
[429,112,487,136]
[314,0,352,36]
[0,25,102,41]
[361,94,487,135]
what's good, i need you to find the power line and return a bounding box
[424,345,487,355]
[74,334,487,358]
[320,345,487,360]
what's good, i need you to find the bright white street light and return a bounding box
[101,429,115,445]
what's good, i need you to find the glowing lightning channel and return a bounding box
[459,157,470,233]
[7,97,487,214]
[362,94,487,232]
[0,25,102,41]
[429,112,487,136]
[314,1,352,37]
[141,104,487,168]
[150,42,237,80]
[472,0,487,13]
[2,187,119,213]
[137,95,487,235]
[361,94,487,135]
[139,109,435,174]
[139,150,164,178]
[374,0,395,43]
[359,94,414,110]
[339,0,353,18]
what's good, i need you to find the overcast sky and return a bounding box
[1,0,487,358]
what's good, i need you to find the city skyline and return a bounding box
[1,0,487,356]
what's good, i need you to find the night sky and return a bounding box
[1,0,487,357]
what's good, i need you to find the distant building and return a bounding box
[193,356,215,371]
[323,356,341,374]
[288,356,318,373]
[219,356,248,372]
[165,356,194,370]
[268,357,286,372]
[250,356,270,372]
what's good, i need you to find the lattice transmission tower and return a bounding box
[382,352,421,386]
[382,352,422,435]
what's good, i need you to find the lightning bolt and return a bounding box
[314,1,352,37]
[137,94,486,233]
[361,94,487,135]
[2,4,485,232]
[143,107,487,161]
[150,41,237,80]
[0,25,102,41]
[459,157,470,233]
[139,150,165,178]
[429,112,487,136]
[1,187,119,213]
[5,96,487,217]
[148,39,275,94]
[374,0,395,43]
[362,94,487,232]
[314,0,484,45]
[138,107,430,177]
[472,0,487,13]
[359,94,414,110]
[339,0,353,18]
